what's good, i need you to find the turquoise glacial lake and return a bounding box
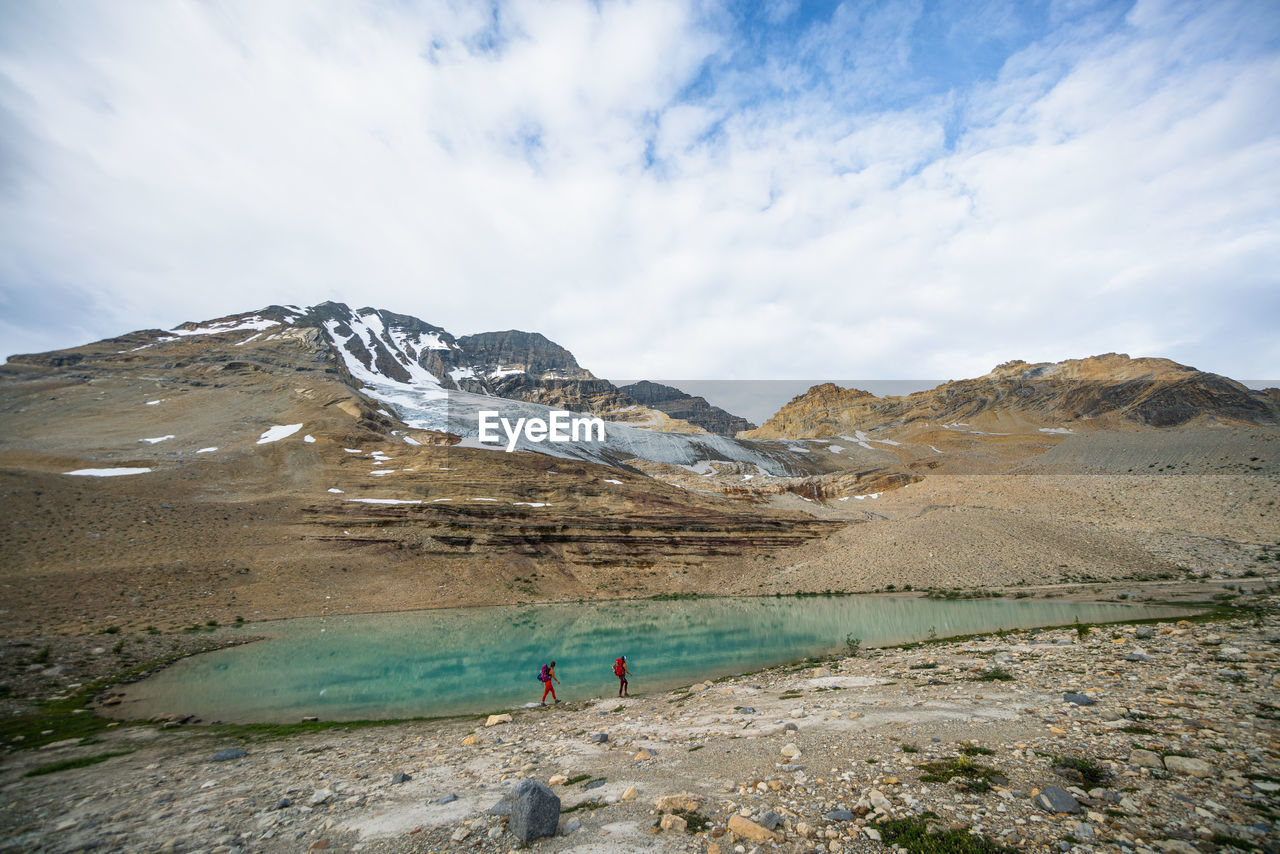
[116,596,1190,723]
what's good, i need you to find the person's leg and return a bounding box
[541,682,551,704]
[549,683,557,702]
[622,677,628,697]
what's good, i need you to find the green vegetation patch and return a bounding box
[959,744,995,756]
[918,756,1002,793]
[1051,754,1109,788]
[876,816,1015,854]
[971,667,1014,682]
[24,749,134,777]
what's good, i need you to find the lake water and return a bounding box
[116,596,1190,723]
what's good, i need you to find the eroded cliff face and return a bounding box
[618,381,757,436]
[745,354,1280,439]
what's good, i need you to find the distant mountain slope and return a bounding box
[744,354,1279,439]
[618,380,757,436]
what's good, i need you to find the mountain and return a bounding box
[0,301,847,634]
[744,354,1280,439]
[617,380,757,436]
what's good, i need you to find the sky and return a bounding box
[1,0,1278,383]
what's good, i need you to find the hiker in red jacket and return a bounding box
[538,661,560,705]
[613,655,631,697]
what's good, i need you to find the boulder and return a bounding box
[658,814,687,832]
[507,779,561,844]
[1033,785,1081,814]
[485,713,513,727]
[210,749,247,762]
[654,793,701,813]
[1063,692,1095,706]
[1128,749,1164,769]
[728,814,776,842]
[1163,755,1212,777]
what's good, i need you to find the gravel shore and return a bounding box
[2,595,1277,854]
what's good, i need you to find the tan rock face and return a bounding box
[484,713,512,727]
[658,814,687,832]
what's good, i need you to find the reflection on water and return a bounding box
[118,596,1189,722]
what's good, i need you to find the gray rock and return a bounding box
[782,722,799,732]
[435,793,458,804]
[275,797,291,810]
[760,811,782,830]
[309,789,332,807]
[739,707,757,715]
[1129,749,1164,769]
[561,819,581,835]
[390,772,411,784]
[824,809,856,822]
[1063,692,1095,706]
[583,779,606,790]
[508,779,561,844]
[210,749,247,762]
[779,763,805,772]
[1163,755,1213,777]
[1033,785,1081,814]
[1135,627,1154,638]
[587,733,608,744]
[1124,653,1153,662]
[1073,822,1096,840]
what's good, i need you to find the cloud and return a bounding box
[1,0,1277,383]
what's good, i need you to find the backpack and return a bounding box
[613,658,625,677]
[538,664,550,683]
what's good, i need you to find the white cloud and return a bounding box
[1,0,1277,383]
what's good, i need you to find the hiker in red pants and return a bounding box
[614,655,631,697]
[538,661,560,704]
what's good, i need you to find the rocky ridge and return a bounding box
[618,381,757,437]
[745,355,1280,439]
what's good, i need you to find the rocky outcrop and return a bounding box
[618,381,756,436]
[746,354,1280,438]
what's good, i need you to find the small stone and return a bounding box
[390,772,411,784]
[867,788,891,812]
[760,811,782,831]
[588,732,609,743]
[659,814,688,832]
[789,708,804,719]
[485,713,513,727]
[434,793,458,805]
[451,826,471,843]
[621,785,637,801]
[210,749,247,762]
[796,822,814,838]
[548,774,569,785]
[825,809,855,822]
[461,735,479,745]
[275,797,291,810]
[864,828,882,842]
[561,819,582,835]
[307,841,329,851]
[780,743,802,759]
[1033,785,1081,814]
[1074,822,1096,840]
[309,789,332,807]
[634,748,656,760]
[1063,692,1095,706]
[1163,756,1212,777]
